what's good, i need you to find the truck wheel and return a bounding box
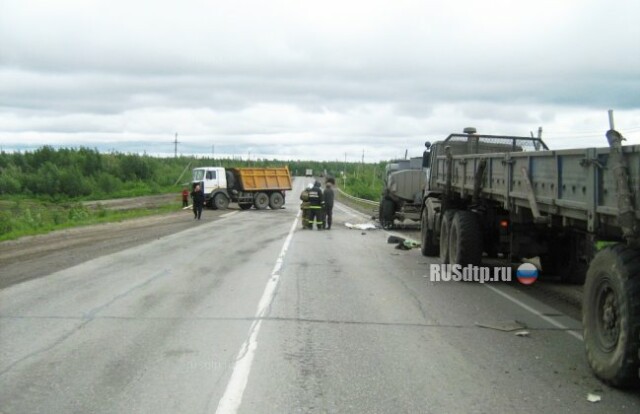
[583,244,640,387]
[439,211,455,264]
[239,203,252,210]
[380,199,395,229]
[214,193,229,210]
[421,208,438,256]
[448,211,482,266]
[254,192,269,210]
[269,192,285,209]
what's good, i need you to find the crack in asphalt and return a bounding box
[0,314,581,332]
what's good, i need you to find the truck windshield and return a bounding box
[193,170,205,181]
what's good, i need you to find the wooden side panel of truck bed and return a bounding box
[231,167,293,191]
[434,144,640,232]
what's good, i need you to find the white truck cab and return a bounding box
[192,167,228,195]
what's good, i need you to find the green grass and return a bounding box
[0,200,179,242]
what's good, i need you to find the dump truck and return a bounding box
[419,119,640,387]
[378,156,428,228]
[192,166,292,210]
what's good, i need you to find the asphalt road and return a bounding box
[1,178,639,413]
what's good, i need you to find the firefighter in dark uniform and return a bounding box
[299,184,313,229]
[307,181,325,230]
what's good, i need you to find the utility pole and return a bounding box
[173,132,179,158]
[212,144,215,159]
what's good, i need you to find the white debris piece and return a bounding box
[587,393,601,403]
[475,320,527,332]
[514,331,530,337]
[345,222,377,230]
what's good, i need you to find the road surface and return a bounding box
[1,178,639,413]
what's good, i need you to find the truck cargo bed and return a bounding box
[230,167,293,191]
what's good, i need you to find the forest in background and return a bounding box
[0,146,387,239]
[0,146,385,201]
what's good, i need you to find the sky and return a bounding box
[1,0,639,161]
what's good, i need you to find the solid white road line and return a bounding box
[485,284,584,341]
[334,201,372,220]
[219,211,239,219]
[215,210,301,414]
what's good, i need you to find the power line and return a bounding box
[173,132,180,158]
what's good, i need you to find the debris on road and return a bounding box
[514,331,530,337]
[475,320,527,332]
[345,222,377,230]
[386,235,421,250]
[396,239,420,250]
[587,393,601,403]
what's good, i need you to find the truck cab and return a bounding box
[192,167,228,201]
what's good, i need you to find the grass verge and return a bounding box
[0,200,179,242]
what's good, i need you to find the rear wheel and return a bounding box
[448,211,483,266]
[254,192,269,210]
[379,199,395,229]
[269,192,285,209]
[583,245,640,387]
[420,208,438,256]
[213,193,229,210]
[239,203,252,210]
[439,210,455,264]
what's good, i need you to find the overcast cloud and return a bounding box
[1,0,639,161]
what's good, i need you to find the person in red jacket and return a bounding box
[181,188,189,207]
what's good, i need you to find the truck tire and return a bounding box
[583,244,640,387]
[208,196,217,210]
[269,192,284,209]
[448,211,482,266]
[380,199,395,229]
[254,192,269,210]
[213,193,229,210]
[439,210,455,264]
[239,203,252,210]
[420,208,438,256]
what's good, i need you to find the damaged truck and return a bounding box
[419,118,640,387]
[378,155,429,229]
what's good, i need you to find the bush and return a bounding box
[0,211,13,234]
[68,204,90,221]
[0,173,21,194]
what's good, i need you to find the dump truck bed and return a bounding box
[230,167,292,191]
[434,144,640,232]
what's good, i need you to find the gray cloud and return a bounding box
[1,0,639,160]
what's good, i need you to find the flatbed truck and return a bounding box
[419,121,640,387]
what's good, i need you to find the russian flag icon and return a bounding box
[517,263,539,285]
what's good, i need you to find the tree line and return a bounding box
[0,146,385,201]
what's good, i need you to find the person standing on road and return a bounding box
[191,185,204,220]
[181,187,189,208]
[300,183,313,229]
[324,181,334,230]
[308,181,325,230]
